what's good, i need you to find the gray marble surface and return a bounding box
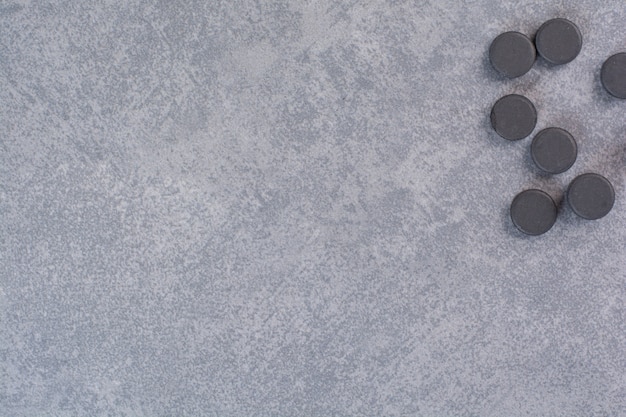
[1,1,625,416]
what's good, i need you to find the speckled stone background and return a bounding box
[1,1,625,416]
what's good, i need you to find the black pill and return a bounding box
[530,128,577,174]
[535,18,582,65]
[601,53,626,99]
[567,173,615,220]
[510,189,558,235]
[491,94,537,141]
[489,31,536,78]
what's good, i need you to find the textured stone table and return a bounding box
[1,1,625,415]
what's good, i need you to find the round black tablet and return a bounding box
[489,31,536,78]
[535,18,582,65]
[530,128,577,174]
[601,53,626,99]
[491,94,537,141]
[510,189,558,235]
[567,173,615,220]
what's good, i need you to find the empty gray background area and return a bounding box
[1,0,625,416]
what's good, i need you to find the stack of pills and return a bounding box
[488,18,622,236]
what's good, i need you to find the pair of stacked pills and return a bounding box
[488,18,621,235]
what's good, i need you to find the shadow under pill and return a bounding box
[533,56,563,72]
[482,50,509,83]
[502,203,524,238]
[483,112,512,149]
[592,66,617,105]
[556,197,581,227]
[523,145,547,177]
